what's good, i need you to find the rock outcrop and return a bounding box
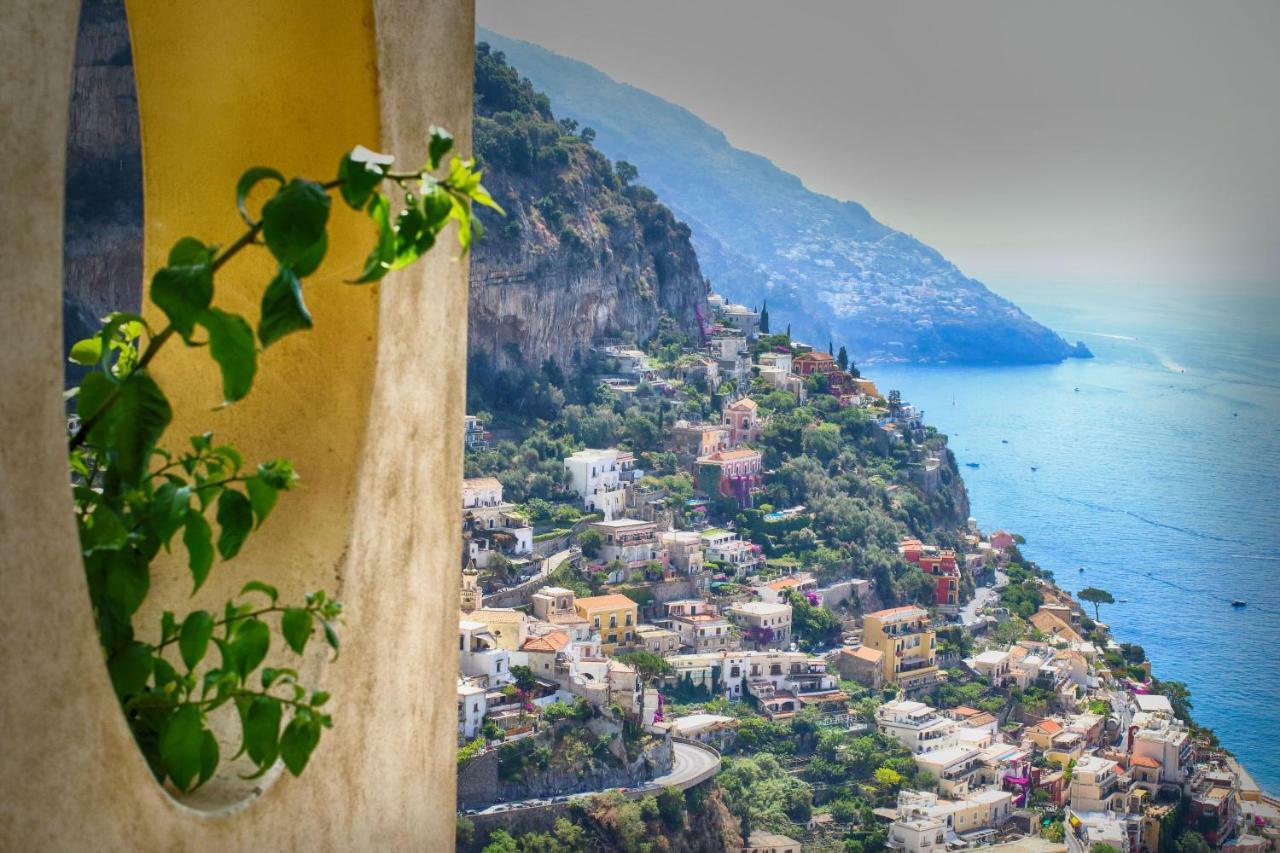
[469,42,707,372]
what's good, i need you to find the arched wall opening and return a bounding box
[0,0,474,846]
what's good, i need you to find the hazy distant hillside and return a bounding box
[478,28,1090,366]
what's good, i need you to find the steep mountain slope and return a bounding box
[469,44,708,373]
[477,29,1091,366]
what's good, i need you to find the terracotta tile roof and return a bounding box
[1033,719,1063,734]
[521,630,570,653]
[952,706,981,717]
[967,713,997,728]
[1030,610,1084,643]
[698,448,762,463]
[575,594,638,611]
[841,646,883,663]
[1131,755,1160,769]
[867,605,927,621]
[727,397,758,411]
[766,576,806,590]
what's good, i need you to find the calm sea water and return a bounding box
[871,285,1280,792]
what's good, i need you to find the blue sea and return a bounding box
[871,285,1280,792]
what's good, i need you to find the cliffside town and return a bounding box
[455,41,1267,853]
[454,290,1269,853]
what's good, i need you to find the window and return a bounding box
[608,634,617,644]
[730,666,740,677]
[609,615,617,628]
[594,617,601,628]
[625,614,633,626]
[624,631,632,641]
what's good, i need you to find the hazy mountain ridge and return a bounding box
[478,28,1090,365]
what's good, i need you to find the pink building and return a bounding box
[722,397,762,448]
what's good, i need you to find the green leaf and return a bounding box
[179,610,214,671]
[150,244,214,342]
[107,371,173,484]
[351,192,395,283]
[153,656,178,690]
[104,551,149,617]
[310,690,330,707]
[390,204,432,270]
[235,166,285,226]
[152,481,193,550]
[159,704,205,791]
[258,268,312,347]
[261,178,331,268]
[75,371,116,445]
[198,729,220,787]
[244,696,282,768]
[161,610,178,643]
[290,230,327,278]
[245,475,279,528]
[323,620,340,659]
[257,458,297,490]
[428,127,453,171]
[280,713,321,776]
[229,617,270,678]
[338,146,391,211]
[239,580,278,603]
[69,336,103,365]
[261,667,297,689]
[107,641,154,697]
[82,505,128,553]
[183,509,214,592]
[281,608,313,655]
[198,308,257,404]
[215,489,253,560]
[421,184,453,229]
[168,237,216,267]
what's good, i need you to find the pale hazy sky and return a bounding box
[476,1,1280,293]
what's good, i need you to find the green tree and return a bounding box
[510,664,538,694]
[759,300,770,334]
[837,345,849,371]
[615,160,639,187]
[616,650,671,721]
[1077,587,1115,621]
[1175,830,1211,853]
[579,528,604,558]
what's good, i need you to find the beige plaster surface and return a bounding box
[0,0,473,847]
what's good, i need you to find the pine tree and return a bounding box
[837,345,849,371]
[759,300,770,334]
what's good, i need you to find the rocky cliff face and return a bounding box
[469,43,707,372]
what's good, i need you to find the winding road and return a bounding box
[468,741,720,817]
[961,568,1008,625]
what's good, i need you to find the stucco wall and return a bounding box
[0,0,473,847]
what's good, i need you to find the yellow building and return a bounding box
[863,606,939,693]
[575,594,639,653]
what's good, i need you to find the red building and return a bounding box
[901,540,960,607]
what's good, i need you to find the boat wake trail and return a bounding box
[1095,561,1280,617]
[1044,490,1230,544]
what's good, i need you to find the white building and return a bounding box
[457,680,488,739]
[459,620,512,687]
[725,601,793,649]
[878,700,962,755]
[563,448,626,520]
[462,477,533,565]
[665,599,738,653]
